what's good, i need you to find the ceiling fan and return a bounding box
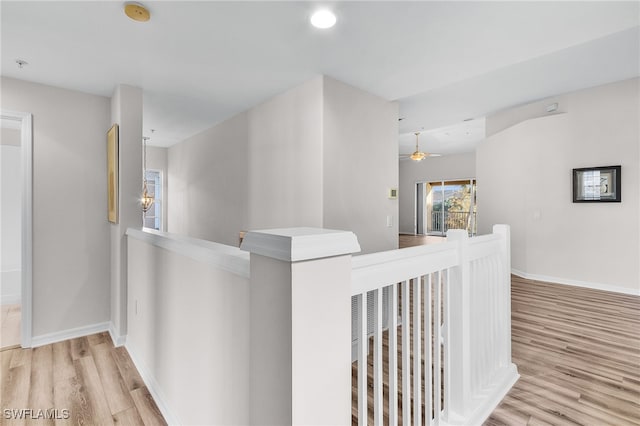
[400,132,441,161]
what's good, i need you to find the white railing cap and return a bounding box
[240,227,361,262]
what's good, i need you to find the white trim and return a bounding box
[0,294,21,305]
[1,110,33,348]
[512,269,640,296]
[461,365,519,426]
[30,322,110,348]
[126,227,250,278]
[125,342,182,426]
[240,227,361,262]
[108,322,127,347]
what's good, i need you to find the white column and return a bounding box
[110,85,143,343]
[241,228,360,426]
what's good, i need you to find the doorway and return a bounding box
[416,179,476,236]
[0,110,33,349]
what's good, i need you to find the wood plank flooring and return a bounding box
[0,332,166,426]
[486,276,640,426]
[0,304,21,351]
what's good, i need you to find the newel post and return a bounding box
[445,229,472,423]
[493,224,513,365]
[241,228,361,426]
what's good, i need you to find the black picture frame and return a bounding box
[572,165,621,203]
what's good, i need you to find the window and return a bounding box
[143,170,162,230]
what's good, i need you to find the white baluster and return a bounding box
[413,277,422,426]
[424,273,433,425]
[375,288,383,426]
[434,271,442,425]
[402,280,410,425]
[389,283,398,426]
[358,292,368,426]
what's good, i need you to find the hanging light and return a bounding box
[141,136,154,212]
[410,132,428,161]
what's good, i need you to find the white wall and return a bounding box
[399,152,476,234]
[169,112,249,246]
[478,78,639,294]
[146,146,168,231]
[1,129,22,304]
[248,76,324,231]
[169,76,399,253]
[126,232,250,425]
[323,77,399,253]
[0,77,111,335]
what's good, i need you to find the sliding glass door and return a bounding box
[419,179,476,236]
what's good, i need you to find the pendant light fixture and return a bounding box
[141,136,154,212]
[410,132,427,161]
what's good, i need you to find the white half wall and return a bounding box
[0,77,111,335]
[478,78,639,293]
[399,152,476,234]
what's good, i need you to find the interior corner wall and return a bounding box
[167,75,397,253]
[398,152,476,235]
[168,112,250,246]
[146,146,168,231]
[247,76,323,231]
[110,85,143,338]
[478,78,640,293]
[322,77,399,253]
[0,77,111,336]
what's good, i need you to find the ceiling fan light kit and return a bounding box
[410,132,428,161]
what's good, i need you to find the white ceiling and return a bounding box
[1,1,638,153]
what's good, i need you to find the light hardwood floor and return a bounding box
[0,304,21,351]
[0,332,166,425]
[486,276,640,426]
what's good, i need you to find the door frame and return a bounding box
[1,110,33,348]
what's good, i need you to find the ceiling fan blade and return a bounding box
[429,153,442,157]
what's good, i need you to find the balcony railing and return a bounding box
[431,211,477,234]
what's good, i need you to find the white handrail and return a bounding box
[351,225,519,426]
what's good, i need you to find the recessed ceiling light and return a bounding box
[124,2,150,22]
[310,9,336,29]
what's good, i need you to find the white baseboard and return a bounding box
[125,342,181,426]
[468,364,519,426]
[31,322,110,348]
[511,269,640,296]
[0,294,21,305]
[108,322,127,347]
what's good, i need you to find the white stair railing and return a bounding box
[351,225,518,426]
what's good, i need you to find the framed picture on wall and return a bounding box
[572,165,621,203]
[107,124,119,223]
